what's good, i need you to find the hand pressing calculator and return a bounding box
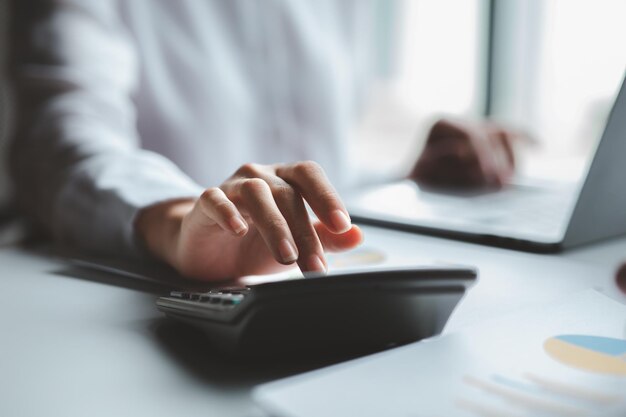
[157,267,476,356]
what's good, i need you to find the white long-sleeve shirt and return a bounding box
[10,0,376,256]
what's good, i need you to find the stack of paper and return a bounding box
[254,290,626,417]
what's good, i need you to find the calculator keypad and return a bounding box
[168,288,248,309]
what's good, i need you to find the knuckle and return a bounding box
[432,118,459,133]
[236,162,261,177]
[294,160,323,178]
[213,200,235,216]
[240,178,270,196]
[200,187,223,203]
[456,129,473,142]
[433,118,450,130]
[271,183,297,202]
[455,148,479,165]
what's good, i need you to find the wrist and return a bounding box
[134,198,195,267]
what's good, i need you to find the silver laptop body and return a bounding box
[346,74,626,252]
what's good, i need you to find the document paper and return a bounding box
[254,290,626,417]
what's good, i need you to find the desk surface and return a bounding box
[1,226,625,417]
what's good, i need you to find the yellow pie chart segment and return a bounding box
[544,335,626,376]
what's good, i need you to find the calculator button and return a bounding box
[211,287,249,294]
[170,291,192,299]
[222,295,244,305]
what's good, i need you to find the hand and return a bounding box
[410,118,525,189]
[616,263,626,295]
[135,161,363,281]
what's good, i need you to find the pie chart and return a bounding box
[544,335,626,376]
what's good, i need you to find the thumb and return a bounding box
[315,222,364,253]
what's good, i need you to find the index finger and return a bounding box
[276,161,352,234]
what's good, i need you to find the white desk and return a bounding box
[1,226,624,417]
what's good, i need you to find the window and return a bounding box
[356,0,626,180]
[354,0,486,177]
[490,0,626,158]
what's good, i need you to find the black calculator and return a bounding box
[156,266,477,357]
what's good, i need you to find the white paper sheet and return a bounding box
[254,290,626,417]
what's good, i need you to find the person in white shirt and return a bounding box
[9,0,519,280]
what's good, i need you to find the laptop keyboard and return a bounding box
[350,181,577,236]
[464,190,566,225]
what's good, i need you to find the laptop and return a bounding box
[345,74,626,253]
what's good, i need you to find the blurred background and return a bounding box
[0,0,625,222]
[0,0,21,246]
[0,0,10,212]
[353,0,626,180]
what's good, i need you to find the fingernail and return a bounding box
[278,239,298,263]
[330,210,351,233]
[308,255,327,273]
[229,216,247,235]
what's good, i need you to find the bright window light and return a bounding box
[535,0,626,155]
[353,0,485,177]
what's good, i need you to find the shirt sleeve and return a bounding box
[9,0,204,257]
